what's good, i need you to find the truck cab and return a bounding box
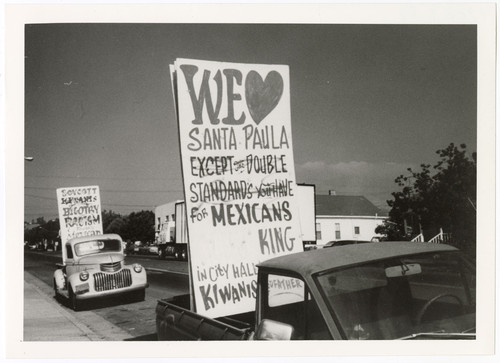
[157,242,476,340]
[255,242,476,340]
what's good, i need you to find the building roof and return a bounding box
[315,194,387,217]
[258,242,457,278]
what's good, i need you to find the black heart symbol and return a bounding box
[245,70,284,125]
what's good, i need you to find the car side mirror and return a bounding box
[254,319,294,340]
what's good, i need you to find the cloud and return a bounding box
[297,160,410,181]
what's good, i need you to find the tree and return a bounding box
[377,143,476,257]
[44,218,60,233]
[24,218,60,244]
[105,216,127,236]
[24,210,157,246]
[121,210,155,243]
[101,210,122,231]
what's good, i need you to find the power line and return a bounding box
[25,203,155,209]
[103,203,155,208]
[24,214,58,218]
[25,174,179,181]
[24,186,183,193]
[25,189,168,205]
[25,194,55,200]
[25,209,58,212]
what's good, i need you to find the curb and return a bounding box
[24,272,134,341]
[144,267,188,276]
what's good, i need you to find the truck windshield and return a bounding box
[74,239,122,257]
[315,251,476,340]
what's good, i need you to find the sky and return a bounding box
[24,23,477,221]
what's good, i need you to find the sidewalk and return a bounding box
[24,272,134,341]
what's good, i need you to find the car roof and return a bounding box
[258,242,458,277]
[66,233,122,246]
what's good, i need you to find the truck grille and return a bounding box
[94,270,132,292]
[100,261,121,272]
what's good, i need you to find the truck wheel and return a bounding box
[68,286,81,311]
[53,279,58,298]
[133,289,146,302]
[181,250,187,261]
[174,250,181,260]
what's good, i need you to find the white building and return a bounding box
[314,194,387,247]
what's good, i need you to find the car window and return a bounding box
[74,239,121,256]
[66,244,73,259]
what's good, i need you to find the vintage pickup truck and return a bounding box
[54,233,148,311]
[156,242,476,340]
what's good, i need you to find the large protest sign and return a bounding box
[56,186,103,245]
[172,58,304,318]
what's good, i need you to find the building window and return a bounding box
[316,223,322,240]
[354,226,360,235]
[335,223,341,240]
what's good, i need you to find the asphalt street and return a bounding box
[23,250,190,341]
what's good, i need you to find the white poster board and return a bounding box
[296,184,316,242]
[56,185,103,245]
[173,58,304,318]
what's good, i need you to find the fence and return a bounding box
[411,228,452,244]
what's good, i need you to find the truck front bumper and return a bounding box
[69,267,149,300]
[74,282,149,300]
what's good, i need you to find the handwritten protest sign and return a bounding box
[56,185,103,245]
[172,58,304,317]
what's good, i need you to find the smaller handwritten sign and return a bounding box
[56,185,103,244]
[268,274,305,307]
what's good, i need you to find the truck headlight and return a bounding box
[79,270,89,281]
[133,264,143,273]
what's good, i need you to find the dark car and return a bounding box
[323,240,371,248]
[25,241,38,250]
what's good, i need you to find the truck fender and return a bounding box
[53,269,66,291]
[67,273,86,290]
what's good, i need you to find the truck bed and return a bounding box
[156,294,255,340]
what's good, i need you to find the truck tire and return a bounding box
[53,279,58,298]
[181,249,187,261]
[68,286,81,311]
[174,250,181,261]
[133,289,146,302]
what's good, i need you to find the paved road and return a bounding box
[24,251,190,340]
